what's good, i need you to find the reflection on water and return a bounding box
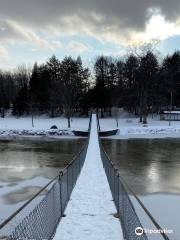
[0,138,85,182]
[103,139,180,238]
[102,138,180,195]
[0,138,85,221]
[4,186,47,204]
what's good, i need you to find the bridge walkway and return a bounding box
[53,114,123,240]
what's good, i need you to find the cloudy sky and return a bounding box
[1,0,180,69]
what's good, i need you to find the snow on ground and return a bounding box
[140,194,179,240]
[0,129,73,137]
[53,114,123,240]
[164,111,180,114]
[132,194,179,240]
[99,113,180,139]
[0,176,50,222]
[1,111,180,138]
[0,115,89,137]
[0,115,89,131]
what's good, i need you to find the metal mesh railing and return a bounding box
[100,145,148,240]
[99,138,170,240]
[97,113,170,240]
[0,115,91,240]
[97,114,146,239]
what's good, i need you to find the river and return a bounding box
[0,138,85,223]
[103,138,180,239]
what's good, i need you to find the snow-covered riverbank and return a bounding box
[0,115,88,137]
[99,115,180,139]
[0,129,73,137]
[1,113,180,139]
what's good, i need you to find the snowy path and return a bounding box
[53,114,123,240]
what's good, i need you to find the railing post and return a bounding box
[117,173,120,216]
[59,171,63,217]
[67,168,70,200]
[72,164,74,189]
[79,154,81,174]
[113,168,116,200]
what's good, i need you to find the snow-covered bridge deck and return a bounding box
[53,114,123,240]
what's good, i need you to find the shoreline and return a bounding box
[106,132,180,139]
[1,128,180,140]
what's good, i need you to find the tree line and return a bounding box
[0,50,180,125]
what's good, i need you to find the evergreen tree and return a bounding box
[138,51,158,123]
[13,64,31,115]
[46,55,62,117]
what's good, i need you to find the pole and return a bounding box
[169,91,173,127]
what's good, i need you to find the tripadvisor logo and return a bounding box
[135,227,173,236]
[135,227,144,236]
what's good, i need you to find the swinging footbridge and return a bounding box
[0,114,170,240]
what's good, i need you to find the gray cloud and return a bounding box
[0,0,180,45]
[0,1,180,27]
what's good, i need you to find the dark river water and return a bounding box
[103,138,180,195]
[0,137,179,238]
[102,138,180,239]
[0,138,85,223]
